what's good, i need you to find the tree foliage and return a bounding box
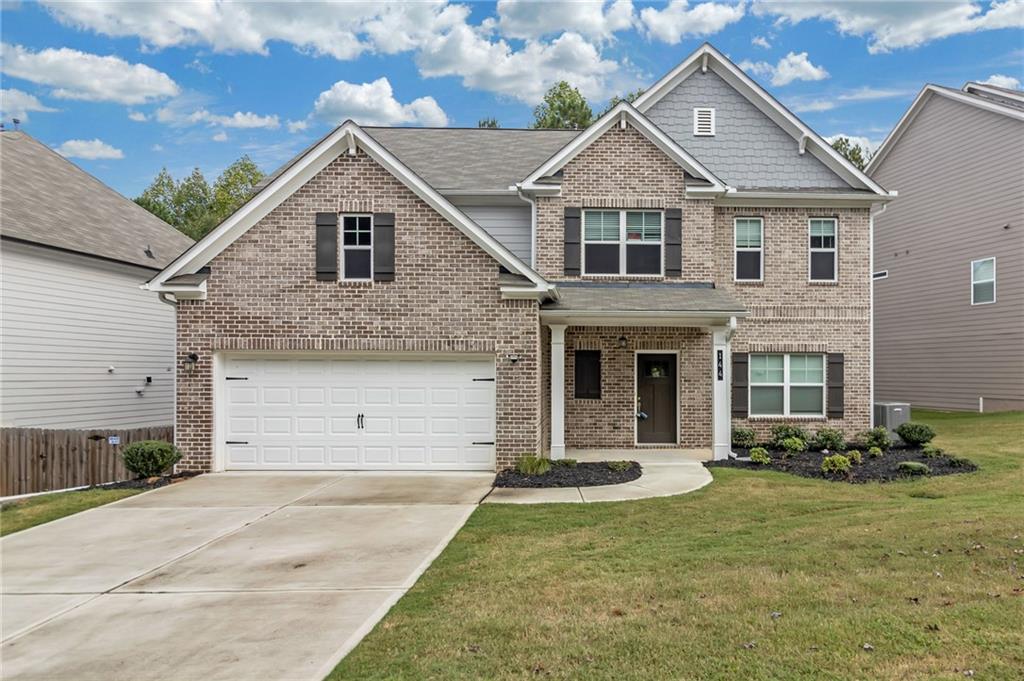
[602,88,646,115]
[532,81,593,130]
[134,156,265,240]
[830,136,872,171]
[477,117,500,128]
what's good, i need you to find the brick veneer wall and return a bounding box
[175,148,541,471]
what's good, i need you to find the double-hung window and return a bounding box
[749,353,825,417]
[809,218,837,281]
[734,217,763,281]
[971,257,995,305]
[582,210,662,275]
[341,215,372,280]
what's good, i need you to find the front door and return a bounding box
[636,353,677,444]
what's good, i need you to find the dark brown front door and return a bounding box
[636,353,677,444]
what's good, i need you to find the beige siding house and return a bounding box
[868,82,1024,412]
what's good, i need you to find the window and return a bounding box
[574,350,601,399]
[342,215,372,280]
[734,217,763,281]
[582,210,662,276]
[809,218,837,281]
[971,257,996,305]
[693,107,715,136]
[873,270,888,280]
[749,353,825,417]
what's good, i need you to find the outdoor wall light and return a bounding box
[184,352,199,374]
[506,353,521,364]
[618,336,628,349]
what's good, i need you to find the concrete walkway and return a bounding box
[0,472,492,681]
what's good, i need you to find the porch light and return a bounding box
[506,353,521,364]
[183,352,199,374]
[618,336,628,349]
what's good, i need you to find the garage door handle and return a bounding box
[225,441,249,445]
[472,378,495,382]
[472,441,494,445]
[225,377,249,381]
[357,413,364,429]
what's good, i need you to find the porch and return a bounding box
[570,448,711,463]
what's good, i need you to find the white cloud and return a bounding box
[155,103,279,129]
[127,110,148,122]
[186,58,212,75]
[639,0,745,44]
[753,0,1024,54]
[751,35,771,49]
[308,77,448,127]
[54,138,124,159]
[0,88,57,121]
[981,73,1022,89]
[0,42,178,104]
[836,87,914,102]
[791,99,834,113]
[287,119,309,133]
[151,143,164,151]
[825,133,880,153]
[212,131,228,142]
[739,51,828,86]
[495,0,636,39]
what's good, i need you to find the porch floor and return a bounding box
[567,448,711,464]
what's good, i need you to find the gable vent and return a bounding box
[693,107,715,136]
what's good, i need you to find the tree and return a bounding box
[477,117,500,128]
[830,136,872,171]
[174,168,215,240]
[134,168,176,224]
[531,81,593,129]
[211,155,264,223]
[602,88,646,115]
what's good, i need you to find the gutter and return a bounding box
[158,292,177,308]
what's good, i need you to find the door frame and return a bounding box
[633,350,680,446]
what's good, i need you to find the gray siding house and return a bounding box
[868,82,1024,412]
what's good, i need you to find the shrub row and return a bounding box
[732,421,937,452]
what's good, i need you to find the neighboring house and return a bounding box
[145,43,893,474]
[867,82,1024,412]
[0,131,193,431]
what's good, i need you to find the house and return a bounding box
[0,131,193,432]
[867,82,1024,412]
[145,43,893,473]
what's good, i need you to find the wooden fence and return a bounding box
[1,426,174,497]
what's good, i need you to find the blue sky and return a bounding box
[2,1,1022,197]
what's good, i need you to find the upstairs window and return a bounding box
[583,210,663,276]
[971,257,996,305]
[734,217,763,281]
[693,107,715,136]
[341,215,372,280]
[809,218,837,281]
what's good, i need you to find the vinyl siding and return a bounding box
[0,240,176,428]
[452,202,532,264]
[871,94,1024,411]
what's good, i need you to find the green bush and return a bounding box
[749,447,771,465]
[896,422,936,447]
[859,426,893,452]
[771,424,810,448]
[812,427,846,452]
[780,436,807,456]
[516,455,551,476]
[897,461,930,476]
[947,456,973,468]
[847,449,863,465]
[867,446,884,459]
[921,444,944,458]
[121,440,181,478]
[607,460,632,472]
[552,458,578,468]
[732,427,757,449]
[821,454,852,475]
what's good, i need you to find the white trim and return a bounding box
[963,81,1024,104]
[634,350,680,447]
[970,256,996,305]
[550,324,567,460]
[693,107,715,136]
[734,216,764,282]
[539,309,749,328]
[711,324,733,461]
[581,208,664,277]
[715,191,894,207]
[808,217,838,283]
[748,353,826,418]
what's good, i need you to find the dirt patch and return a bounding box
[495,462,642,488]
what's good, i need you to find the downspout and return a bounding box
[869,202,887,427]
[158,292,177,308]
[516,184,538,270]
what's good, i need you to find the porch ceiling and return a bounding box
[540,281,747,327]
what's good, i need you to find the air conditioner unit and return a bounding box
[874,402,910,436]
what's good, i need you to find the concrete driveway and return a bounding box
[1,472,493,681]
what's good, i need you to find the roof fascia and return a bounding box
[716,191,895,209]
[963,81,1024,104]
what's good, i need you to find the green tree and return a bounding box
[830,136,872,171]
[531,81,593,129]
[173,168,215,240]
[602,88,646,115]
[211,155,264,224]
[134,168,176,224]
[477,117,500,128]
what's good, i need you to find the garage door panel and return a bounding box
[261,387,291,405]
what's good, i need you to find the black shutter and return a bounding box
[665,208,682,277]
[574,350,602,399]
[373,212,395,282]
[732,352,749,417]
[315,212,337,281]
[564,207,581,276]
[827,353,845,418]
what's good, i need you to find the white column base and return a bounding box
[549,324,567,461]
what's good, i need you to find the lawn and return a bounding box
[0,487,142,536]
[331,410,1024,680]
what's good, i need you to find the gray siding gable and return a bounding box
[645,69,850,190]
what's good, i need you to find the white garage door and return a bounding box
[222,355,496,470]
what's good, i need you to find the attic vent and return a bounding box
[693,107,715,136]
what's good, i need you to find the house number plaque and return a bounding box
[716,350,724,381]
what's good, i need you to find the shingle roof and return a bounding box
[0,131,193,269]
[542,281,747,313]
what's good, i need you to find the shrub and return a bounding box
[868,446,884,459]
[947,456,973,468]
[847,449,863,465]
[921,444,944,458]
[859,426,893,452]
[732,427,757,449]
[812,427,846,452]
[607,460,632,472]
[771,424,810,448]
[516,455,551,476]
[121,440,181,478]
[896,422,936,447]
[552,458,578,468]
[821,454,852,475]
[749,447,771,465]
[897,461,930,476]
[780,436,807,456]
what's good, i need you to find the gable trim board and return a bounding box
[867,84,1024,173]
[145,121,554,300]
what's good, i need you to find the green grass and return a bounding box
[330,410,1024,680]
[1,487,143,536]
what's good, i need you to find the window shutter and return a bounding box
[373,212,395,282]
[315,212,338,281]
[665,208,682,277]
[827,353,844,418]
[732,352,748,417]
[564,207,581,276]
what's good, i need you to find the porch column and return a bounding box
[711,323,734,461]
[549,324,567,460]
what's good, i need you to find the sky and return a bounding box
[2,1,1022,198]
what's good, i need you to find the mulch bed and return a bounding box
[90,471,199,492]
[495,462,642,488]
[707,446,976,483]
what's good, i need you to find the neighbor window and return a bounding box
[583,210,662,276]
[749,353,825,417]
[734,217,763,281]
[971,257,995,305]
[809,218,837,281]
[574,350,602,399]
[341,215,372,280]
